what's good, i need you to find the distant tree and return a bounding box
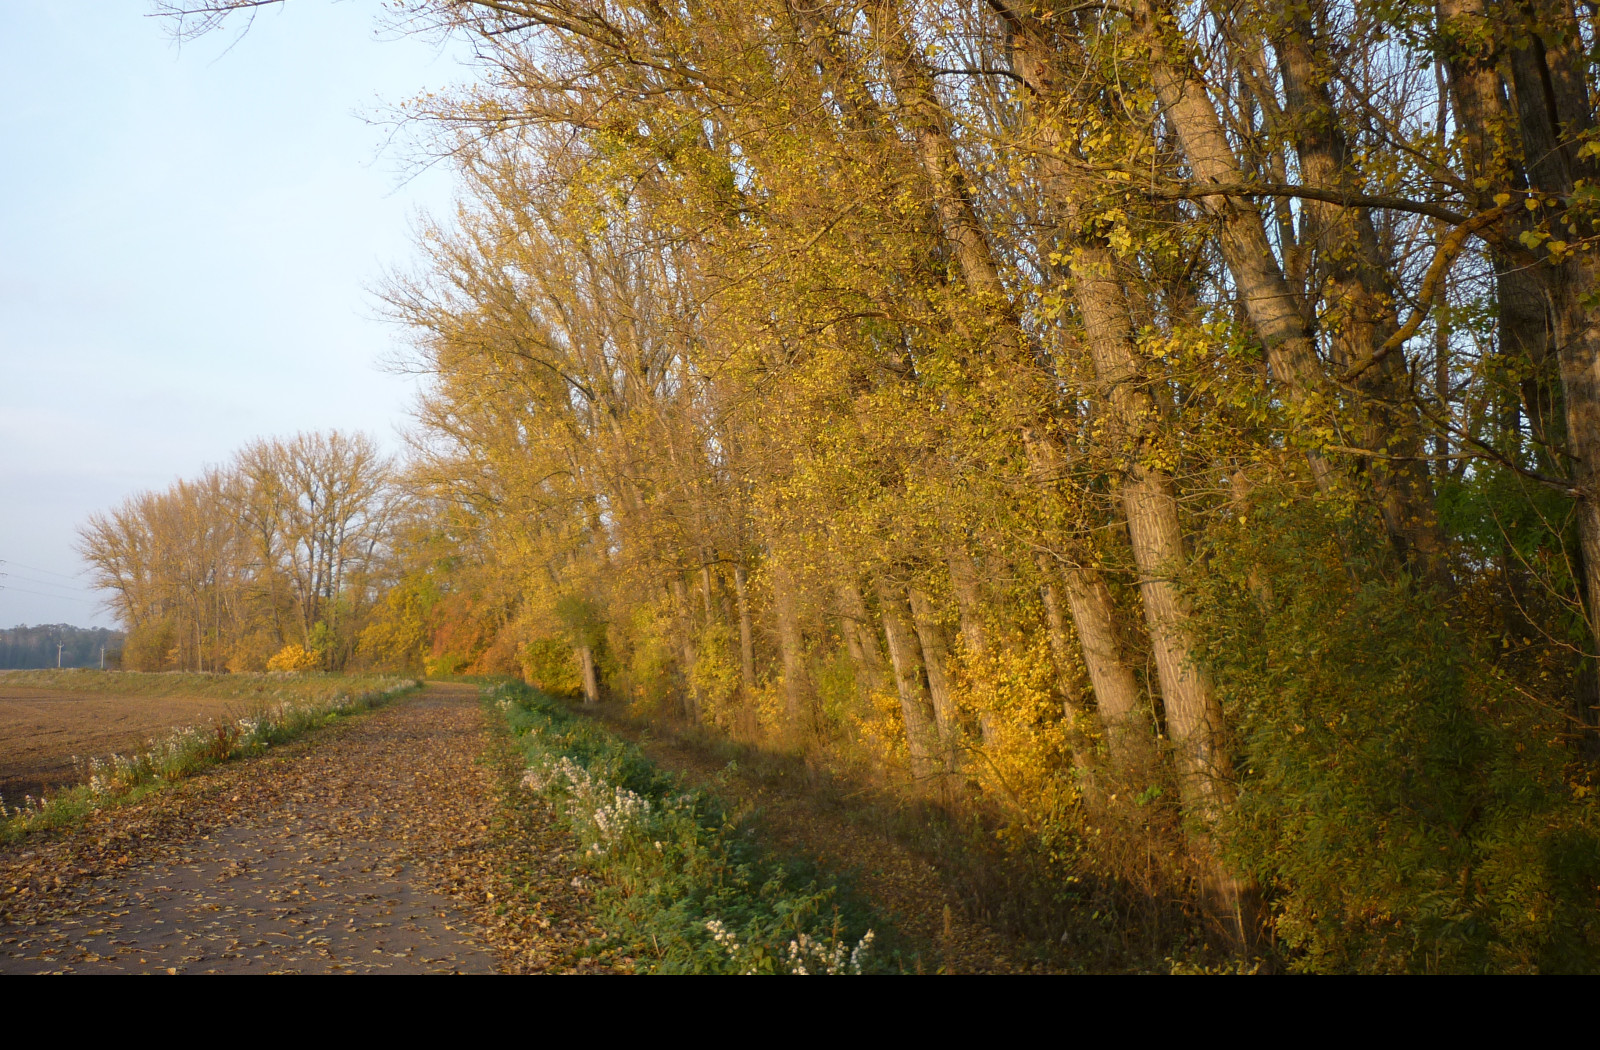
[77,430,395,672]
[0,624,124,670]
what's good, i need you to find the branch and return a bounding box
[930,66,1027,86]
[1339,206,1507,382]
[1151,179,1476,226]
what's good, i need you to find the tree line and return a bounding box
[78,431,396,672]
[0,625,124,670]
[158,0,1600,970]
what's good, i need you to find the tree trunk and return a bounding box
[836,577,890,695]
[1439,0,1600,734]
[869,3,1166,792]
[907,585,961,774]
[945,543,988,658]
[1067,239,1233,813]
[1127,1,1331,498]
[1056,564,1156,779]
[671,575,701,724]
[1510,19,1600,745]
[733,562,759,735]
[577,644,600,703]
[876,579,943,782]
[1270,12,1452,586]
[772,562,811,742]
[1037,555,1092,770]
[945,544,997,745]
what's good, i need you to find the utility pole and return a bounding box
[100,646,105,670]
[57,641,64,669]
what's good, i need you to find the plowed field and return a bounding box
[0,686,243,803]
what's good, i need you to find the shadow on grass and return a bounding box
[567,699,1219,973]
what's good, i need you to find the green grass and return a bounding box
[1,674,420,842]
[492,681,893,973]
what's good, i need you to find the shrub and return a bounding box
[266,643,320,673]
[520,637,580,695]
[1193,493,1600,972]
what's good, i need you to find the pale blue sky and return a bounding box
[0,3,467,628]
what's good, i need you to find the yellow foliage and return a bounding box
[952,635,1081,827]
[689,622,741,730]
[520,637,581,696]
[424,652,469,677]
[266,643,321,673]
[615,603,680,716]
[356,580,433,672]
[853,686,913,777]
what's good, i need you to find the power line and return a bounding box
[0,559,84,582]
[4,572,89,595]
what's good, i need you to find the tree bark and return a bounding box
[907,585,962,774]
[945,543,989,658]
[671,575,701,724]
[836,577,891,695]
[1036,558,1089,719]
[876,578,943,782]
[772,561,812,742]
[733,561,759,734]
[1067,239,1232,816]
[577,643,600,703]
[1438,0,1600,731]
[1056,564,1156,779]
[1270,11,1452,586]
[944,544,998,744]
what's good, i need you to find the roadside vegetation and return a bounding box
[494,681,887,974]
[580,704,1167,972]
[0,672,418,841]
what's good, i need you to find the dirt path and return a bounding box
[0,683,606,974]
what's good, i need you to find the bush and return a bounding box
[1193,493,1600,972]
[123,620,177,672]
[520,637,580,696]
[266,643,320,673]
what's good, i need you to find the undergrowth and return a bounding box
[0,676,420,842]
[595,713,1209,972]
[491,681,891,973]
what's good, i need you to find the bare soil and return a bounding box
[0,684,610,973]
[0,687,245,803]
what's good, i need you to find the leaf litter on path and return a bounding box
[0,683,612,974]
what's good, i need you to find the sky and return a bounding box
[0,3,470,629]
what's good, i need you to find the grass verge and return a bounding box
[1,675,420,842]
[582,709,1204,972]
[492,681,892,974]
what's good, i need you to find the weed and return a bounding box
[492,681,888,973]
